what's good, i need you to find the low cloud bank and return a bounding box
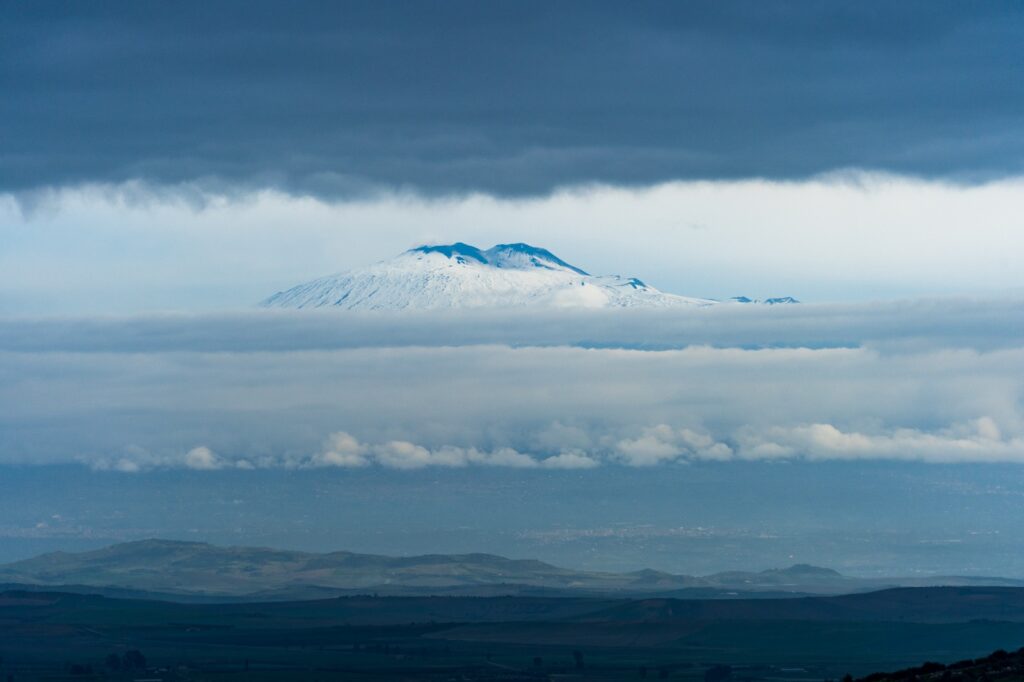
[310,433,598,470]
[2,297,1022,353]
[2,300,1022,471]
[84,417,1024,473]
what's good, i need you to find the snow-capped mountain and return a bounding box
[261,242,793,310]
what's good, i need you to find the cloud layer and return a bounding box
[2,301,1022,471]
[4,3,1024,196]
[310,434,598,471]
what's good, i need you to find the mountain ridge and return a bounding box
[1,539,1018,602]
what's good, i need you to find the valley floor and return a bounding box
[4,589,1024,681]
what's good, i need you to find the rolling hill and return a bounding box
[1,540,1019,601]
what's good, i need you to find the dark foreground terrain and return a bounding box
[859,645,1024,682]
[3,587,1024,681]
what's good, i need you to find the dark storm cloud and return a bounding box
[3,1,1024,196]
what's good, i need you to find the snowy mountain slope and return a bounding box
[261,242,793,310]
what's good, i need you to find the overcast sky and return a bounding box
[3,3,1024,570]
[4,1,1024,195]
[3,3,1024,311]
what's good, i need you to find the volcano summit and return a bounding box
[262,242,762,310]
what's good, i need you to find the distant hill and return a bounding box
[579,587,1024,624]
[1,539,1021,601]
[0,539,704,598]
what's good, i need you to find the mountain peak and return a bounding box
[261,241,796,311]
[262,241,716,310]
[483,243,590,276]
[408,242,487,264]
[405,242,590,276]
